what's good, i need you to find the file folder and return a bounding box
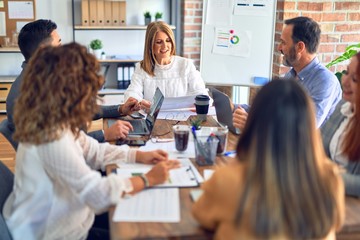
[104,0,112,26]
[81,0,90,26]
[96,0,105,26]
[112,1,126,26]
[89,0,97,26]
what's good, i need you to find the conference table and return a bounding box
[106,116,360,240]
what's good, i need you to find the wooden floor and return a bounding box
[0,114,103,173]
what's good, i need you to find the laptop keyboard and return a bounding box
[129,120,148,134]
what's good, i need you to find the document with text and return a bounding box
[113,188,180,222]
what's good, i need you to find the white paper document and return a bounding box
[8,1,34,19]
[157,106,216,120]
[161,95,197,110]
[116,165,199,187]
[113,188,180,222]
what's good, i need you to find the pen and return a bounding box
[224,150,236,157]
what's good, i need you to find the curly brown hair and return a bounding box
[13,42,104,144]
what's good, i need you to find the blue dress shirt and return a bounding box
[284,57,342,127]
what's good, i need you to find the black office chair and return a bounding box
[0,160,14,240]
[0,119,17,150]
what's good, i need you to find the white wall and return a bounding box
[0,0,169,75]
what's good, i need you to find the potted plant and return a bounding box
[326,42,360,83]
[90,39,103,59]
[155,12,163,21]
[144,11,152,25]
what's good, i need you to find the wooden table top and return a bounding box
[106,116,360,240]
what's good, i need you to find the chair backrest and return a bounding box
[0,119,18,150]
[0,160,14,240]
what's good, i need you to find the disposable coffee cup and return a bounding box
[194,95,210,122]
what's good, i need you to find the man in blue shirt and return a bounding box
[233,16,342,130]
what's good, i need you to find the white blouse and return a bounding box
[329,101,354,167]
[3,130,137,240]
[124,56,209,102]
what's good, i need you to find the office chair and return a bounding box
[0,160,14,240]
[0,119,17,150]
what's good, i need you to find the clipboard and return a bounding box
[116,166,199,188]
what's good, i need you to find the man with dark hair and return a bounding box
[6,19,138,148]
[278,16,341,127]
[233,16,341,130]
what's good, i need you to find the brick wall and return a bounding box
[182,0,360,77]
[182,0,203,68]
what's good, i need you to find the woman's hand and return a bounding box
[136,149,169,164]
[140,99,151,114]
[145,160,181,186]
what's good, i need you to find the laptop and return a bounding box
[126,87,164,135]
[210,87,240,134]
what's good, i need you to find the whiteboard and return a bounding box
[200,0,277,87]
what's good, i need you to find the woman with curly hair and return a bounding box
[3,42,179,240]
[192,79,344,239]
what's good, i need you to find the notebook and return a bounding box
[127,87,164,135]
[210,87,240,134]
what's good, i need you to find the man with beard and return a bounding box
[232,16,341,130]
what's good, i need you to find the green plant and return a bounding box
[190,118,202,130]
[326,43,360,82]
[89,39,103,50]
[144,11,151,18]
[155,12,163,19]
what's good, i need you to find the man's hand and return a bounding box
[103,120,133,141]
[119,97,141,116]
[233,106,248,131]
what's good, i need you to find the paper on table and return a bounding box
[157,106,217,120]
[113,188,180,222]
[140,141,196,159]
[116,165,199,187]
[161,95,197,110]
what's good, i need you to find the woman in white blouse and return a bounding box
[124,21,209,110]
[2,43,179,240]
[321,51,360,197]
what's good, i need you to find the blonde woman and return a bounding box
[3,43,179,240]
[192,79,344,239]
[124,21,209,109]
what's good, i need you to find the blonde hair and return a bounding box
[235,79,343,238]
[140,21,176,76]
[13,42,104,144]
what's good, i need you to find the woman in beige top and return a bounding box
[192,79,344,240]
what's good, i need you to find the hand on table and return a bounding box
[232,106,248,131]
[136,149,169,164]
[104,120,133,141]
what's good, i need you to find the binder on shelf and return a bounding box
[123,66,129,80]
[89,0,98,26]
[96,0,105,26]
[111,1,126,26]
[129,65,135,79]
[104,0,112,26]
[81,0,90,26]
